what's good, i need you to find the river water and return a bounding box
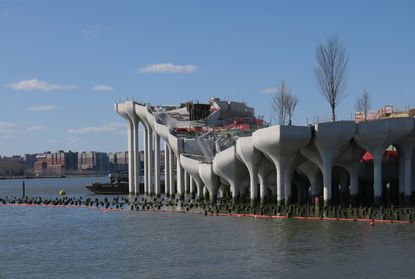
[1,177,414,279]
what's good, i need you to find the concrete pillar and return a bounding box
[133,122,140,194]
[143,126,148,194]
[115,101,140,195]
[404,156,412,204]
[372,150,384,206]
[322,156,333,207]
[275,160,285,206]
[147,128,154,195]
[258,175,266,204]
[349,164,359,205]
[250,172,258,205]
[176,156,184,200]
[284,169,292,204]
[258,159,276,204]
[126,113,140,195]
[169,147,176,198]
[164,142,170,196]
[154,133,161,197]
[189,177,195,198]
[184,170,190,194]
[127,121,134,194]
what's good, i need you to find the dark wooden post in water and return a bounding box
[22,181,25,198]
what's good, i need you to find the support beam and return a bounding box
[154,134,161,197]
[169,147,176,199]
[177,156,184,200]
[143,126,148,194]
[164,142,170,196]
[147,128,154,195]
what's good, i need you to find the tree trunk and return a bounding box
[331,106,336,122]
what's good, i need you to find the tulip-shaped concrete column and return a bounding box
[164,142,170,196]
[154,133,161,196]
[298,161,322,201]
[125,102,141,194]
[184,171,190,194]
[168,147,176,198]
[115,102,136,194]
[199,163,221,202]
[180,154,204,200]
[355,118,414,206]
[146,107,160,196]
[335,141,365,205]
[213,146,249,203]
[284,152,305,204]
[253,125,311,206]
[257,156,276,204]
[308,121,356,206]
[136,104,153,195]
[169,134,184,200]
[147,128,154,195]
[143,127,149,193]
[155,120,172,197]
[236,137,262,205]
[189,177,195,198]
[396,119,415,205]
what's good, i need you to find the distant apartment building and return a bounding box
[108,151,128,173]
[33,153,48,176]
[34,150,78,176]
[78,151,109,174]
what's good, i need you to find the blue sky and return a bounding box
[0,0,414,156]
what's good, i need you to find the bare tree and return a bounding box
[272,81,299,125]
[355,90,371,121]
[314,37,349,122]
[285,94,299,125]
[272,81,288,125]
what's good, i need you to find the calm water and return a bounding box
[1,177,415,279]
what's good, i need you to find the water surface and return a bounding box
[1,177,414,278]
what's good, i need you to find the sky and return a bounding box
[0,0,414,156]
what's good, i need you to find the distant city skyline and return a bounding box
[1,0,414,156]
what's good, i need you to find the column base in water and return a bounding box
[250,197,258,207]
[323,199,331,208]
[405,195,412,207]
[373,196,382,207]
[349,194,358,206]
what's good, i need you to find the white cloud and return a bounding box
[260,87,278,94]
[139,63,198,74]
[0,121,17,137]
[67,123,125,134]
[5,79,77,92]
[82,25,100,40]
[29,105,57,111]
[27,125,48,132]
[92,85,113,92]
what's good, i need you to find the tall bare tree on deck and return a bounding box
[314,37,349,122]
[272,81,288,125]
[355,90,371,121]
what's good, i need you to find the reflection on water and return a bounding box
[1,177,415,278]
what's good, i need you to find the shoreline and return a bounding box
[1,195,413,225]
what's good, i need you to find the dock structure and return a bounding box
[116,98,415,207]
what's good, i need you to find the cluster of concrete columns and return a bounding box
[116,101,196,199]
[117,100,415,207]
